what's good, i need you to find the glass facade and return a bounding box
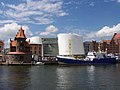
[42,38,58,57]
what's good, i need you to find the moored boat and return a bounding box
[57,52,116,65]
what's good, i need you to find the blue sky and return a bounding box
[0,0,120,47]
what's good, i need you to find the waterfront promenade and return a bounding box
[0,60,58,66]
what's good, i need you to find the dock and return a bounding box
[0,60,58,66]
[42,60,58,65]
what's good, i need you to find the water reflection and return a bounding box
[0,66,9,90]
[86,65,96,89]
[0,66,31,90]
[87,65,95,82]
[0,65,120,90]
[28,66,59,90]
[56,67,73,90]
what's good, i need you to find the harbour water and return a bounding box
[0,64,120,90]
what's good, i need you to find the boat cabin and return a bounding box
[86,52,107,61]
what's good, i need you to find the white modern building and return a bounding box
[57,33,85,56]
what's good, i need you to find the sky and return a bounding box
[0,0,120,47]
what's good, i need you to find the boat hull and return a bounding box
[57,56,116,65]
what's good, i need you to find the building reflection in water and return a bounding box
[0,66,31,90]
[87,65,97,90]
[56,67,73,90]
[87,65,95,83]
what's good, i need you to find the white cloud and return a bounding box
[104,0,119,3]
[5,10,42,19]
[0,10,3,14]
[6,3,26,11]
[96,23,120,37]
[84,23,120,40]
[40,25,58,35]
[89,2,95,7]
[0,0,67,24]
[0,23,33,47]
[117,0,120,3]
[0,23,32,38]
[1,2,5,6]
[58,12,69,16]
[0,20,17,24]
[33,16,53,25]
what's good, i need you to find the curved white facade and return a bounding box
[58,33,85,55]
[27,36,42,44]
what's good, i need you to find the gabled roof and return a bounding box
[113,34,120,40]
[103,40,111,43]
[112,33,120,40]
[15,27,26,39]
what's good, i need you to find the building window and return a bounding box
[35,47,36,50]
[19,47,24,51]
[39,51,41,54]
[20,40,23,43]
[20,40,24,46]
[20,56,23,60]
[39,47,41,50]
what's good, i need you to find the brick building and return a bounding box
[90,41,99,52]
[7,27,32,64]
[101,39,118,54]
[102,33,120,55]
[112,33,120,55]
[30,44,42,56]
[84,33,120,55]
[29,36,42,57]
[84,41,99,54]
[0,40,4,53]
